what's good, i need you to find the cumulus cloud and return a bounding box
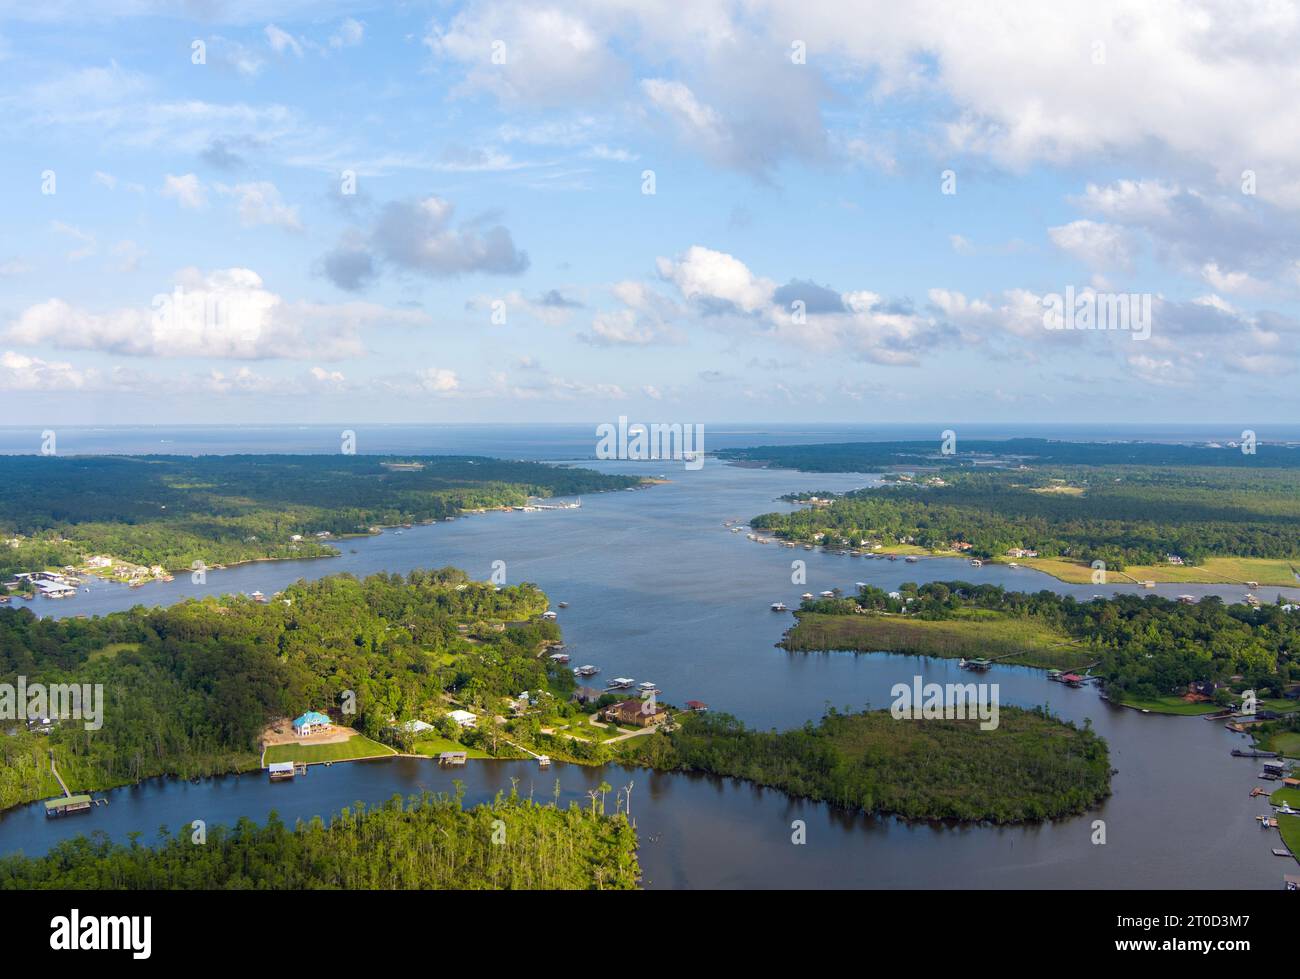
[656,245,776,315]
[321,196,528,290]
[5,267,428,360]
[1048,219,1134,271]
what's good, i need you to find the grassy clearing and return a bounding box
[87,642,141,661]
[1261,731,1300,756]
[1015,555,1300,586]
[1277,815,1300,858]
[410,736,491,759]
[1110,694,1222,715]
[783,611,1092,670]
[264,735,396,765]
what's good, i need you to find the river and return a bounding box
[4,458,1297,887]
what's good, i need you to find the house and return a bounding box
[397,719,434,735]
[1005,547,1039,559]
[447,709,477,728]
[571,685,603,706]
[602,699,666,728]
[685,700,709,712]
[86,555,113,569]
[1166,555,1185,565]
[291,711,332,737]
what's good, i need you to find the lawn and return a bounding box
[1016,555,1300,587]
[783,610,1093,670]
[1260,731,1300,756]
[1111,694,1223,715]
[264,735,396,765]
[410,735,491,759]
[1277,815,1300,860]
[1270,787,1300,808]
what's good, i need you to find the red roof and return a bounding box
[1062,674,1083,682]
[685,700,708,709]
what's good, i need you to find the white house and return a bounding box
[447,709,477,729]
[292,711,332,737]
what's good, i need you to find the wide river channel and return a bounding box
[4,459,1297,888]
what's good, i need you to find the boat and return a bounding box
[819,590,835,598]
[1275,803,1300,816]
[573,664,600,677]
[557,602,569,608]
[905,556,919,563]
[969,558,983,568]
[801,592,814,601]
[770,602,788,612]
[960,657,992,671]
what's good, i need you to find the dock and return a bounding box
[44,750,98,817]
[44,794,93,817]
[438,751,468,766]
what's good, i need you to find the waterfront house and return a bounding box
[603,699,666,727]
[447,709,477,728]
[291,711,332,737]
[685,700,709,712]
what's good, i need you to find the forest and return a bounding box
[0,454,639,578]
[0,790,640,890]
[630,705,1111,823]
[749,464,1300,568]
[801,581,1300,702]
[0,569,571,809]
[718,437,1300,472]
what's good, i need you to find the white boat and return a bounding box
[770,602,788,612]
[819,590,835,598]
[1276,802,1300,815]
[801,592,814,600]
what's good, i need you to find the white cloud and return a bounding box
[5,267,429,361]
[329,17,364,49]
[0,350,94,391]
[161,173,206,209]
[656,245,776,315]
[51,222,96,261]
[265,24,305,58]
[216,181,301,230]
[1048,220,1133,271]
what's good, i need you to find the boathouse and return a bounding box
[268,761,296,781]
[44,795,92,817]
[438,751,467,766]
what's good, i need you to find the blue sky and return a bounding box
[1,0,1297,425]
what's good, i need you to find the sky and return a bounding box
[0,0,1298,426]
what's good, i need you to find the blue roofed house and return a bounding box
[292,711,332,737]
